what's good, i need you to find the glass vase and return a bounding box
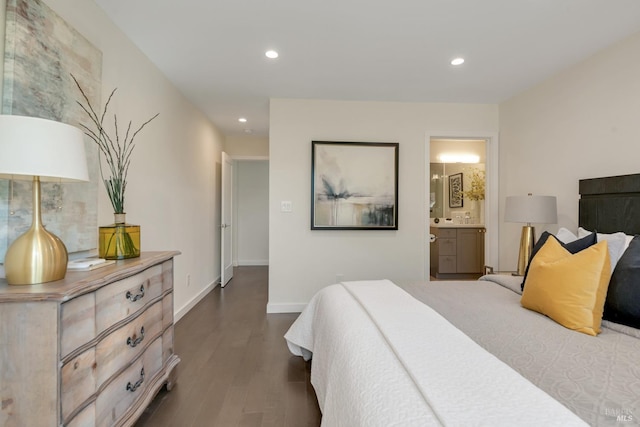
[98,213,141,259]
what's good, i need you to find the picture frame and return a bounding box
[311,141,399,230]
[449,173,463,208]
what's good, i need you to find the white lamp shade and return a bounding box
[505,195,557,224]
[0,115,89,182]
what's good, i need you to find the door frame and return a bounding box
[424,131,499,279]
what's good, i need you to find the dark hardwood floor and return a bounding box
[135,266,322,427]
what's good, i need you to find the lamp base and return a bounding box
[4,176,68,285]
[516,225,536,276]
[4,225,68,285]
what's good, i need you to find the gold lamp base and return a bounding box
[4,177,68,285]
[516,225,536,276]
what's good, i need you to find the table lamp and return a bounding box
[505,194,557,276]
[0,115,89,285]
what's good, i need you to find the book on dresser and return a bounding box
[0,251,181,427]
[67,257,116,271]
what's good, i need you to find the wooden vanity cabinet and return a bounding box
[430,227,485,279]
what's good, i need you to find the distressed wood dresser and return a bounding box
[0,251,180,426]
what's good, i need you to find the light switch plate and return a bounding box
[281,201,293,212]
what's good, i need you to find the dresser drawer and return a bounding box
[66,402,95,427]
[96,301,163,388]
[161,260,173,293]
[162,293,173,331]
[162,326,174,363]
[61,348,97,423]
[61,293,96,359]
[96,337,163,427]
[96,265,163,334]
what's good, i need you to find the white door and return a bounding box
[221,152,233,287]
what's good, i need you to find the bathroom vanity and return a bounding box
[430,224,485,279]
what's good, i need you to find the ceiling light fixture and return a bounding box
[439,153,479,163]
[451,57,465,66]
[265,50,279,59]
[238,117,247,123]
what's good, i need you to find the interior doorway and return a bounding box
[232,159,269,267]
[429,139,486,224]
[424,132,499,280]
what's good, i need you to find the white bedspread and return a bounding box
[284,280,588,427]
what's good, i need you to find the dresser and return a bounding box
[430,226,485,279]
[0,251,180,426]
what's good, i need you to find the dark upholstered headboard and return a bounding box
[579,173,640,235]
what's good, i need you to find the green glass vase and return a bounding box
[98,213,141,259]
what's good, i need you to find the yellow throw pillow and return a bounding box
[521,238,611,336]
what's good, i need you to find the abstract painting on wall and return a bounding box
[311,141,399,230]
[0,0,102,262]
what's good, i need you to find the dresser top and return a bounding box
[0,251,180,302]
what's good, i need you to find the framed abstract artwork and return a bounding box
[449,173,463,208]
[311,141,399,230]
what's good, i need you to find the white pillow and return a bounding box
[556,227,578,244]
[578,227,628,273]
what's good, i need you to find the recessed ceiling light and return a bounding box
[238,117,247,123]
[451,57,465,66]
[265,50,279,59]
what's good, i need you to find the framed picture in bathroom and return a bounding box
[449,173,463,208]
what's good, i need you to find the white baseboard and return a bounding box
[236,259,269,266]
[266,302,307,313]
[175,277,220,322]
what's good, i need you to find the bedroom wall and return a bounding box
[499,30,640,270]
[1,0,225,319]
[269,98,498,312]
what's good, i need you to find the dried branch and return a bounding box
[72,74,158,214]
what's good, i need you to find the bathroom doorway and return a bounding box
[425,134,499,280]
[430,139,486,225]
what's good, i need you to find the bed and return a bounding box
[285,173,640,426]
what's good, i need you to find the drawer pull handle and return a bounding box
[126,285,145,302]
[126,326,145,348]
[126,367,145,392]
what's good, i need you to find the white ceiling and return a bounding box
[94,0,640,138]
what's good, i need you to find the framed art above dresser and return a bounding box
[0,251,180,427]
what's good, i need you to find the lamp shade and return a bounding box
[0,115,88,182]
[505,195,557,224]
